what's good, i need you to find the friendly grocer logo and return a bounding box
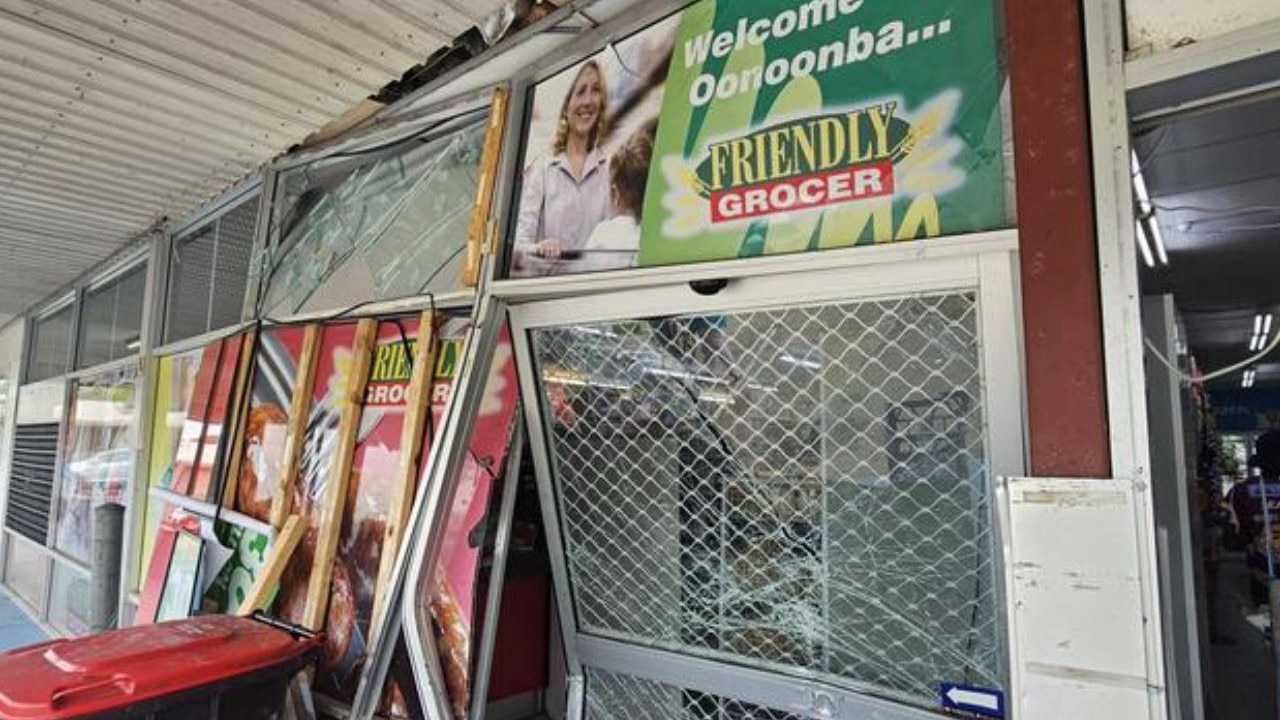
[695,102,909,223]
[365,337,463,407]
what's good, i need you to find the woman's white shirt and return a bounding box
[513,149,611,272]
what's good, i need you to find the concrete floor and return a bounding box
[1209,552,1276,720]
[0,587,47,652]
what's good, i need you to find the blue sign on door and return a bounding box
[940,683,1005,718]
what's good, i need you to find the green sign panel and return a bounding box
[508,0,1008,278]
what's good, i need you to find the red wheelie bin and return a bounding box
[0,614,319,720]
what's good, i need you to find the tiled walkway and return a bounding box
[0,588,47,651]
[1210,552,1276,720]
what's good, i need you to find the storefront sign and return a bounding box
[277,323,358,628]
[508,0,1007,278]
[316,316,468,698]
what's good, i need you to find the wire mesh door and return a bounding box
[512,253,1022,719]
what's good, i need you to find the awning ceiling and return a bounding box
[0,0,508,327]
[1136,84,1280,390]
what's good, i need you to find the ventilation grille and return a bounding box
[5,423,58,544]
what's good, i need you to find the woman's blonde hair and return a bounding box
[553,60,609,154]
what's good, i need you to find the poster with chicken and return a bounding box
[430,324,519,719]
[235,326,308,522]
[276,322,358,627]
[315,315,469,697]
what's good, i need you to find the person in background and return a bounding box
[580,120,655,272]
[512,60,612,275]
[1230,430,1280,607]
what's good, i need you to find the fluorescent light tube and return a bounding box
[1135,220,1155,268]
[1149,216,1169,265]
[1131,151,1152,214]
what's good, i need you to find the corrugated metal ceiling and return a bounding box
[0,0,507,326]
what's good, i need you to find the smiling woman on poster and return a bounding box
[512,60,612,276]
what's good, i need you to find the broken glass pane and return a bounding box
[586,668,808,720]
[531,292,1004,709]
[256,109,488,318]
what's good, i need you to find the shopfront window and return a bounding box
[165,195,259,344]
[77,262,146,369]
[54,365,139,564]
[257,109,489,318]
[27,302,74,384]
[135,348,202,589]
[529,292,1004,709]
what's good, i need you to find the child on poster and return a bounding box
[579,122,655,272]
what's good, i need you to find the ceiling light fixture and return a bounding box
[1131,151,1169,266]
[1131,151,1151,212]
[1148,216,1169,265]
[1242,368,1257,388]
[1135,220,1155,269]
[1250,313,1273,353]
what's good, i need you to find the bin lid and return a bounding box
[0,615,316,720]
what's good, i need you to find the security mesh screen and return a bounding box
[77,264,146,369]
[165,194,259,344]
[531,292,1004,707]
[210,196,258,330]
[165,223,216,343]
[586,668,806,720]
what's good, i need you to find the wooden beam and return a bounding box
[269,325,322,530]
[236,515,305,617]
[462,87,511,287]
[221,328,260,511]
[370,311,440,634]
[302,318,377,631]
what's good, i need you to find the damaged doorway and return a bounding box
[509,247,1025,719]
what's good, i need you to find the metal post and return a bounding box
[469,418,525,720]
[90,503,125,631]
[1262,473,1280,720]
[1262,475,1276,580]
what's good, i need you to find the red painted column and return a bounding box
[1005,0,1112,477]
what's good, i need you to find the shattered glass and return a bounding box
[256,109,488,318]
[531,292,1004,710]
[586,668,807,720]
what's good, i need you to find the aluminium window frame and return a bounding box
[161,178,265,346]
[249,89,498,325]
[24,293,78,386]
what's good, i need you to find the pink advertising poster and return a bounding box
[430,324,519,719]
[276,321,358,628]
[317,315,469,697]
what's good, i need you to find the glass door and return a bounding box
[510,247,1024,719]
